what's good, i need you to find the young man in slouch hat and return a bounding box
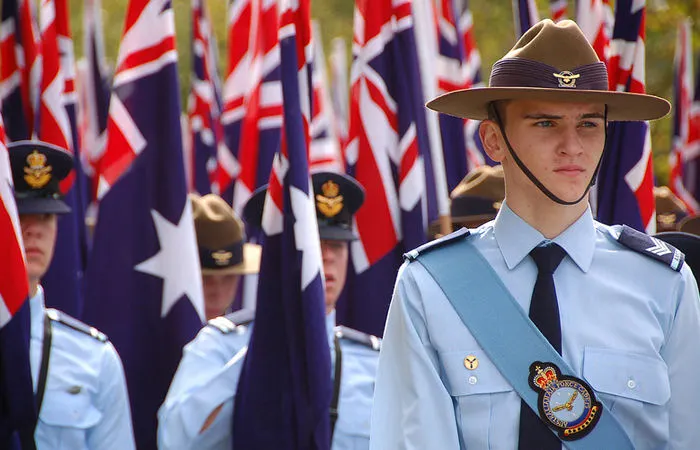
[158,172,380,450]
[190,193,261,320]
[371,19,700,449]
[9,140,135,449]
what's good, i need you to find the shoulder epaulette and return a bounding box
[616,225,685,272]
[207,308,255,334]
[46,309,108,343]
[334,325,381,351]
[403,228,470,262]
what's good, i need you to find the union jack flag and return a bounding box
[576,0,613,66]
[309,21,343,173]
[232,0,331,446]
[0,114,36,448]
[435,0,488,191]
[188,0,229,197]
[83,1,204,447]
[596,0,656,233]
[513,0,540,37]
[669,19,700,214]
[550,0,567,22]
[225,0,282,216]
[329,37,349,152]
[36,0,89,318]
[0,0,40,141]
[340,0,438,336]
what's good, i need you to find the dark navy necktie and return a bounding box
[518,242,567,450]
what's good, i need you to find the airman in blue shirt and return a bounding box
[9,140,135,450]
[158,173,380,450]
[371,19,700,449]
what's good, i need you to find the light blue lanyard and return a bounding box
[411,236,633,450]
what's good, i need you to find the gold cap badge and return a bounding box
[211,250,233,266]
[316,180,344,218]
[24,150,53,189]
[553,71,580,88]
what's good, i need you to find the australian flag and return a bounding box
[595,0,655,232]
[83,1,204,448]
[0,114,37,449]
[513,0,540,37]
[232,0,331,447]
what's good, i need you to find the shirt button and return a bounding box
[627,379,636,389]
[468,376,478,385]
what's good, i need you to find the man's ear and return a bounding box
[479,120,506,163]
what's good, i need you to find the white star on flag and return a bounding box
[135,202,205,321]
[291,182,323,290]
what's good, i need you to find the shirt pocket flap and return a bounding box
[39,389,103,428]
[583,347,670,406]
[440,350,513,396]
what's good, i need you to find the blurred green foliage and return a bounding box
[68,0,700,185]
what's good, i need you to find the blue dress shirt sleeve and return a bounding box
[369,262,462,450]
[157,325,250,450]
[662,265,700,449]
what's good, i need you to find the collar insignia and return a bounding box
[212,250,233,266]
[316,180,344,218]
[553,71,580,88]
[24,150,53,189]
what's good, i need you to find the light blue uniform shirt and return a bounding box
[29,286,135,450]
[370,203,700,450]
[158,311,379,450]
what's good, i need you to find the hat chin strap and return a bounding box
[490,103,608,206]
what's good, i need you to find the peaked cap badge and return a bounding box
[212,250,233,266]
[553,71,580,88]
[316,180,344,218]
[24,150,53,189]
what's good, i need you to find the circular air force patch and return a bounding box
[529,362,602,441]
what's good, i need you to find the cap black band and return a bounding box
[490,60,608,91]
[199,241,244,270]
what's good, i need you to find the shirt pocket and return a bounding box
[37,388,103,450]
[583,347,670,445]
[440,350,515,449]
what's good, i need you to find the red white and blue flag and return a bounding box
[576,0,613,65]
[232,0,331,446]
[309,21,343,173]
[340,0,438,336]
[36,0,90,319]
[329,37,349,153]
[550,0,567,22]
[0,114,37,449]
[77,0,111,187]
[83,1,204,447]
[595,0,656,233]
[227,0,282,216]
[669,19,700,214]
[0,0,41,141]
[188,0,229,197]
[513,0,540,37]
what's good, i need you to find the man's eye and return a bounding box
[580,121,600,128]
[535,120,554,128]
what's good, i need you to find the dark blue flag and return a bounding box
[83,1,204,448]
[232,0,332,447]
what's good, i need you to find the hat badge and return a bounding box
[316,180,344,218]
[553,71,580,88]
[211,250,233,266]
[24,150,53,189]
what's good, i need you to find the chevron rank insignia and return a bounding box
[617,225,684,272]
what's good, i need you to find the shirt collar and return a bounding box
[29,285,45,339]
[494,202,596,272]
[326,309,336,348]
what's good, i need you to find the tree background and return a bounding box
[67,0,700,185]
